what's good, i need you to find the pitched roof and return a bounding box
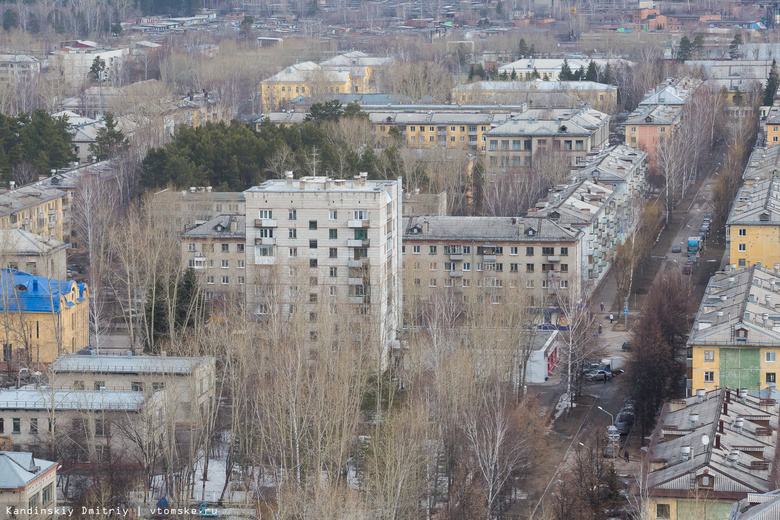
[181,215,246,239]
[0,387,146,411]
[0,269,86,314]
[572,144,648,183]
[0,185,67,218]
[0,228,67,256]
[0,451,57,489]
[727,176,780,226]
[402,216,581,242]
[52,353,213,375]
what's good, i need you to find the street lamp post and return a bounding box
[597,406,614,425]
[598,406,617,462]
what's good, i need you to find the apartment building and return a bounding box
[645,388,779,520]
[181,215,247,303]
[50,42,129,87]
[687,265,780,393]
[260,51,393,111]
[0,270,89,365]
[451,80,617,112]
[0,54,41,82]
[484,107,610,173]
[401,216,583,305]
[153,187,245,231]
[740,145,780,185]
[572,144,650,198]
[625,104,682,165]
[638,78,702,106]
[244,173,402,366]
[0,229,68,280]
[726,176,780,269]
[496,58,629,82]
[0,451,58,520]
[0,186,66,243]
[51,352,216,427]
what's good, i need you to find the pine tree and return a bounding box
[585,60,599,82]
[88,56,106,82]
[531,67,540,79]
[558,58,573,80]
[764,59,779,106]
[518,38,529,58]
[678,36,692,62]
[692,34,705,58]
[575,65,585,81]
[729,33,742,60]
[89,112,129,160]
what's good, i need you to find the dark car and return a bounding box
[615,412,634,435]
[671,245,682,253]
[683,262,694,275]
[621,341,631,351]
[585,369,612,382]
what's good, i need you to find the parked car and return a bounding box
[585,369,612,382]
[671,245,682,253]
[683,262,694,275]
[615,412,635,435]
[705,213,712,220]
[621,341,631,351]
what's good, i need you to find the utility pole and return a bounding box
[311,146,319,176]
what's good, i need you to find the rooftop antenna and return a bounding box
[310,146,320,177]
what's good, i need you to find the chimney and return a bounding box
[735,417,744,434]
[229,216,237,233]
[696,389,706,402]
[689,413,699,428]
[738,388,748,403]
[161,351,167,358]
[90,349,96,357]
[715,434,721,450]
[206,186,212,192]
[726,389,731,403]
[126,350,132,357]
[719,420,724,433]
[728,450,739,468]
[680,446,691,462]
[285,171,294,187]
[724,401,729,416]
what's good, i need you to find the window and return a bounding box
[309,220,318,230]
[188,243,196,251]
[489,140,498,151]
[73,381,85,390]
[430,246,438,254]
[310,240,318,249]
[526,247,534,256]
[237,244,244,252]
[29,493,39,509]
[30,418,38,434]
[739,243,746,252]
[222,276,229,284]
[289,229,297,238]
[259,210,272,219]
[131,382,143,391]
[94,381,105,390]
[429,279,437,287]
[656,504,671,519]
[560,280,568,288]
[510,247,518,255]
[462,279,470,287]
[510,263,518,272]
[238,260,245,269]
[542,264,553,272]
[739,258,746,267]
[289,247,298,257]
[12,418,20,433]
[310,259,318,268]
[0,418,3,433]
[739,228,747,237]
[238,276,245,285]
[560,247,568,256]
[526,280,534,288]
[463,262,470,271]
[560,264,568,272]
[329,267,338,277]
[542,247,554,255]
[222,244,230,252]
[95,418,108,437]
[289,209,297,220]
[42,484,53,505]
[769,373,777,383]
[526,264,534,272]
[413,245,420,254]
[429,262,437,270]
[768,352,777,362]
[329,229,338,239]
[329,247,338,258]
[704,350,715,362]
[354,210,367,220]
[704,371,715,383]
[221,260,229,268]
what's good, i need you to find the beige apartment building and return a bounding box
[0,229,68,280]
[244,173,402,366]
[402,216,584,306]
[0,186,66,243]
[51,353,216,428]
[181,215,246,304]
[0,451,58,520]
[154,187,245,231]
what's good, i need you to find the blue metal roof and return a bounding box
[0,269,86,314]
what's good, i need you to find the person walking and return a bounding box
[600,302,605,312]
[609,313,614,324]
[624,450,630,463]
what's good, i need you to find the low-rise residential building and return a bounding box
[0,270,89,366]
[484,107,610,173]
[729,490,780,519]
[402,190,447,217]
[726,175,780,269]
[687,265,780,394]
[402,216,583,304]
[0,186,67,243]
[741,145,780,185]
[645,388,779,520]
[451,80,617,112]
[572,144,650,198]
[0,55,42,82]
[496,57,629,82]
[181,215,246,303]
[51,353,216,428]
[0,451,58,519]
[50,41,129,87]
[0,229,68,280]
[625,104,683,165]
[153,187,245,231]
[638,78,702,106]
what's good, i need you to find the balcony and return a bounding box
[349,296,366,304]
[254,237,275,246]
[347,239,370,247]
[449,270,463,278]
[348,219,369,228]
[449,253,463,261]
[254,256,275,265]
[348,259,365,267]
[254,219,277,228]
[348,278,364,285]
[547,255,560,262]
[482,254,496,261]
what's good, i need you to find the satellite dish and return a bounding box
[701,434,710,446]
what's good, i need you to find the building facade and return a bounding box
[688,265,780,394]
[245,173,402,366]
[451,80,617,112]
[0,452,58,520]
[0,229,68,280]
[0,270,89,365]
[0,186,66,243]
[625,105,683,165]
[726,176,780,269]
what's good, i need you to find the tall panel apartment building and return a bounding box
[244,173,402,366]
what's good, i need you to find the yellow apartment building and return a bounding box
[726,176,780,269]
[688,266,780,394]
[451,80,618,113]
[0,186,66,243]
[0,269,89,365]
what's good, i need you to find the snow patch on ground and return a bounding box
[553,392,575,422]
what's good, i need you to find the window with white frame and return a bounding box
[704,350,715,362]
[767,351,777,362]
